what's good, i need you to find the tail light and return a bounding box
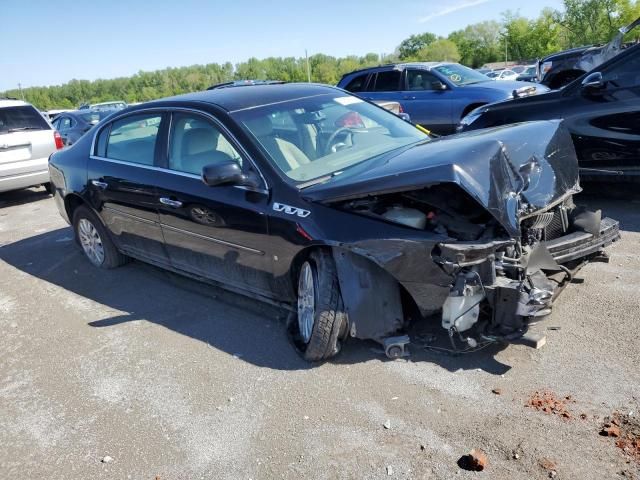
[54,131,64,150]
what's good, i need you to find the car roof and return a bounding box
[141,82,345,112]
[0,99,30,108]
[341,62,445,78]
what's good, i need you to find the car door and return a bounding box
[154,110,272,296]
[357,69,403,105]
[88,111,170,265]
[400,68,453,133]
[569,50,640,177]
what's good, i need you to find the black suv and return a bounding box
[460,44,640,183]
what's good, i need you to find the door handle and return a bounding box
[159,197,183,208]
[91,180,108,189]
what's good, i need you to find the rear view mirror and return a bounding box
[431,81,447,91]
[581,72,605,92]
[202,161,246,187]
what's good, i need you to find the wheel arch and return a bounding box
[64,193,87,223]
[461,102,487,119]
[289,244,418,342]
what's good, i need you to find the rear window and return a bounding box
[80,111,111,124]
[344,74,369,92]
[0,106,50,135]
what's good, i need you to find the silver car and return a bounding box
[0,98,63,194]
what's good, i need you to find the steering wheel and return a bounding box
[324,127,353,155]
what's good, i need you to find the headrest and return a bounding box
[182,128,217,155]
[244,116,273,137]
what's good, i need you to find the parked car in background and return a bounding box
[475,68,492,75]
[49,83,618,361]
[538,16,640,89]
[511,65,526,74]
[0,98,63,194]
[338,62,549,135]
[517,66,538,82]
[52,109,115,146]
[459,43,640,183]
[490,69,519,81]
[78,100,127,111]
[47,109,72,121]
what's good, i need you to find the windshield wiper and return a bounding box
[298,171,343,189]
[7,126,42,133]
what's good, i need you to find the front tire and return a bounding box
[73,206,128,269]
[295,250,347,362]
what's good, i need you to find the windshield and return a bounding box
[0,106,50,134]
[433,63,490,86]
[232,94,427,184]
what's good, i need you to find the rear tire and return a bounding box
[295,250,347,362]
[73,205,128,269]
[43,182,53,195]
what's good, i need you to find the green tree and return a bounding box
[448,21,502,67]
[397,32,437,60]
[416,39,461,62]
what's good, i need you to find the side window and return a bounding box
[105,114,161,165]
[59,117,71,131]
[168,113,242,176]
[373,70,401,92]
[95,125,110,157]
[344,74,369,92]
[52,118,60,130]
[603,53,640,89]
[406,70,440,90]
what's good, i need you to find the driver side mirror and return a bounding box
[202,160,252,188]
[431,81,447,91]
[581,72,606,93]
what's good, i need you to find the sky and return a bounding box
[0,0,563,91]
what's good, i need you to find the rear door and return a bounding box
[88,112,169,264]
[357,68,403,105]
[570,49,640,178]
[0,105,55,184]
[400,68,453,133]
[153,110,272,296]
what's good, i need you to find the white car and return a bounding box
[489,69,519,81]
[0,98,63,194]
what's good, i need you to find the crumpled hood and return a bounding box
[302,120,581,237]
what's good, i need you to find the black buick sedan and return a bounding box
[49,83,619,361]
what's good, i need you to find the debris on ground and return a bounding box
[526,390,574,419]
[100,456,113,463]
[601,412,640,464]
[386,465,394,476]
[492,388,502,395]
[539,458,557,477]
[383,420,391,429]
[458,448,487,471]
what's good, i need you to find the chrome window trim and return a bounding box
[161,223,263,255]
[90,106,269,192]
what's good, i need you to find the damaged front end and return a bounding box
[306,120,620,353]
[434,198,619,349]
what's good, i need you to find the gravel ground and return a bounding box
[0,186,638,480]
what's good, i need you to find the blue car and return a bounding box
[337,62,550,135]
